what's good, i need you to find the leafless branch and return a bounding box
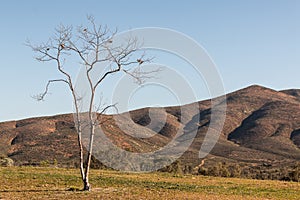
[123,64,162,84]
[96,103,119,125]
[32,79,69,101]
[100,103,118,115]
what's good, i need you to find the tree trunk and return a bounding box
[77,125,86,190]
[72,90,87,191]
[83,121,95,191]
[83,178,91,191]
[82,87,96,191]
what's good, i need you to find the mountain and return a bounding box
[0,85,300,180]
[281,89,300,100]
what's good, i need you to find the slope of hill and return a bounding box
[0,85,300,180]
[281,89,300,100]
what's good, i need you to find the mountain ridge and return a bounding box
[1,84,300,180]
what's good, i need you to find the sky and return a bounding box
[0,0,299,122]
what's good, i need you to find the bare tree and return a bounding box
[27,16,155,191]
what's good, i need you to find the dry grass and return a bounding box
[1,167,299,199]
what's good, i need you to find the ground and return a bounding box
[1,167,299,199]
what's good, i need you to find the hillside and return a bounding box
[281,89,300,100]
[0,85,300,180]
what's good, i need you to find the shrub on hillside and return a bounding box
[159,160,183,175]
[198,162,240,178]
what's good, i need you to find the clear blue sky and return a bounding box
[0,0,299,122]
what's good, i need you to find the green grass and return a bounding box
[1,167,299,199]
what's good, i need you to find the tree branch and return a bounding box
[33,79,69,101]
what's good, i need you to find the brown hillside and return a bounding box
[281,89,300,100]
[0,85,300,180]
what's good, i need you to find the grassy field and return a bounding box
[1,167,299,199]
